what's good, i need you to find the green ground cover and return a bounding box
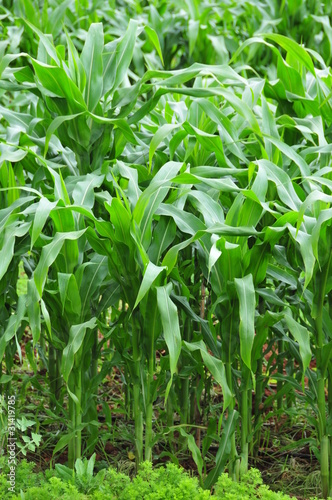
[0,458,304,499]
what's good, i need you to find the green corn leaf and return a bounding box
[31,197,57,248]
[26,279,41,345]
[78,256,108,321]
[285,313,311,388]
[134,262,166,310]
[72,174,104,209]
[184,340,231,409]
[80,23,104,111]
[256,160,302,211]
[46,0,71,38]
[40,299,51,336]
[58,273,81,317]
[261,33,316,75]
[0,295,26,362]
[171,294,219,357]
[204,410,239,489]
[45,113,85,157]
[62,318,97,382]
[288,226,316,289]
[106,198,133,247]
[145,26,164,66]
[157,204,205,236]
[149,123,180,171]
[188,19,200,56]
[0,222,31,281]
[117,161,142,207]
[235,274,256,370]
[31,59,86,112]
[34,230,86,297]
[148,216,177,263]
[161,231,205,273]
[0,105,37,132]
[23,19,59,64]
[156,284,181,401]
[103,19,138,96]
[133,162,182,247]
[179,428,203,477]
[264,135,310,177]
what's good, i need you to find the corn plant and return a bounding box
[2,3,332,499]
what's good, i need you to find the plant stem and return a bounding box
[248,386,253,457]
[39,332,46,371]
[226,361,236,481]
[56,350,62,402]
[240,365,249,477]
[194,280,206,448]
[194,376,201,449]
[49,344,56,408]
[132,317,143,466]
[91,328,98,381]
[277,339,284,410]
[124,367,131,421]
[68,374,75,469]
[180,319,191,425]
[133,382,143,465]
[75,367,82,463]
[321,436,329,499]
[329,371,332,496]
[315,251,332,498]
[225,309,237,481]
[166,395,174,451]
[254,356,263,457]
[145,349,154,462]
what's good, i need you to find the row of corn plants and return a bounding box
[2,1,332,498]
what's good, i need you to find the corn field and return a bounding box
[1,0,332,498]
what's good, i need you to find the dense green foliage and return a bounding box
[2,0,332,498]
[0,459,300,499]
